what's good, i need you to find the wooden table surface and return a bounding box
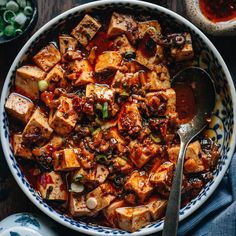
[0,0,236,234]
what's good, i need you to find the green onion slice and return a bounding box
[74,174,83,183]
[4,24,15,37]
[120,91,129,97]
[38,80,49,92]
[95,103,103,111]
[16,0,26,8]
[96,154,108,163]
[102,102,108,119]
[15,28,22,35]
[92,127,101,136]
[14,12,27,26]
[24,6,33,16]
[150,134,161,143]
[3,10,16,24]
[6,1,19,12]
[0,29,3,37]
[124,50,136,60]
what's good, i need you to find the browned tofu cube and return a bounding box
[149,161,174,196]
[116,206,150,232]
[136,42,164,70]
[5,93,34,124]
[129,140,160,169]
[118,102,142,136]
[125,172,153,203]
[95,51,122,75]
[113,34,135,55]
[170,33,194,61]
[145,195,167,220]
[67,59,94,86]
[33,43,61,72]
[103,200,125,227]
[140,65,171,91]
[49,96,78,135]
[12,134,32,159]
[72,167,96,185]
[69,194,96,217]
[71,14,101,47]
[59,34,78,54]
[145,88,177,118]
[53,149,80,171]
[23,108,53,143]
[86,183,116,212]
[37,171,68,201]
[15,65,46,100]
[138,20,161,39]
[107,12,138,44]
[45,64,64,83]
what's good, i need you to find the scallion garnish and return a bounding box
[102,102,108,119]
[3,10,15,23]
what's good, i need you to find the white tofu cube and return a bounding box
[13,134,32,159]
[23,108,53,143]
[45,64,64,83]
[95,164,109,184]
[49,96,78,135]
[95,51,122,75]
[37,171,68,201]
[15,65,46,100]
[71,14,101,47]
[5,93,34,123]
[116,206,150,232]
[33,43,61,72]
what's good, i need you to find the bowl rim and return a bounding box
[1,0,236,235]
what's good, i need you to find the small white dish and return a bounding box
[184,0,236,36]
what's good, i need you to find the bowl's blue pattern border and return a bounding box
[1,2,234,235]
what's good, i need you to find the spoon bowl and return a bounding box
[162,67,216,236]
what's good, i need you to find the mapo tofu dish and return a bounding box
[5,12,219,232]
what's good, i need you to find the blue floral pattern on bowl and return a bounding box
[0,1,235,235]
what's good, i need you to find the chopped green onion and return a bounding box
[124,50,136,60]
[102,102,108,119]
[15,28,22,35]
[69,182,84,193]
[95,103,103,111]
[3,10,15,23]
[24,6,33,16]
[6,1,19,12]
[150,134,161,143]
[121,156,128,161]
[96,154,108,163]
[74,174,83,183]
[95,117,103,125]
[120,91,129,97]
[0,29,3,37]
[4,24,15,37]
[14,12,27,26]
[16,0,26,8]
[0,0,7,7]
[92,127,101,136]
[38,80,49,92]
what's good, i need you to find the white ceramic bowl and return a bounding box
[1,1,236,235]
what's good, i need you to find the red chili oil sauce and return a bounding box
[199,0,236,23]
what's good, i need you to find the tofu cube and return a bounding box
[145,196,167,220]
[69,194,96,217]
[95,164,109,184]
[5,93,34,123]
[23,108,53,143]
[107,12,138,44]
[53,149,80,171]
[13,134,32,159]
[95,51,122,75]
[170,33,194,61]
[49,96,78,135]
[86,183,116,212]
[33,43,61,72]
[37,171,68,201]
[116,206,150,232]
[15,65,46,100]
[129,141,160,169]
[149,161,174,196]
[138,20,161,39]
[136,43,164,70]
[71,14,101,47]
[103,200,125,227]
[45,64,64,83]
[67,59,94,86]
[125,172,153,203]
[59,34,78,54]
[118,102,142,136]
[113,34,135,55]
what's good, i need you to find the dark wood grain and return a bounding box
[0,0,235,234]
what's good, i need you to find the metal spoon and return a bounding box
[162,67,216,236]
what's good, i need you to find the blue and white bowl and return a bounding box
[1,1,236,235]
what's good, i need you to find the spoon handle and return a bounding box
[162,140,188,236]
